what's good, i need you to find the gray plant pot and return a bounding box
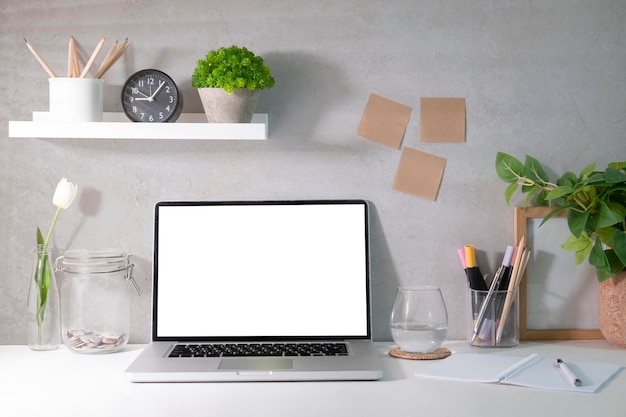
[197,88,260,123]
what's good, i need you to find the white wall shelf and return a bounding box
[8,112,268,140]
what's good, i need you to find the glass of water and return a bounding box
[390,286,448,353]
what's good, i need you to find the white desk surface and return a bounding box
[2,340,624,417]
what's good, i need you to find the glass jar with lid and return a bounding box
[56,249,141,354]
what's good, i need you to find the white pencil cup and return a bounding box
[49,78,104,122]
[467,287,519,347]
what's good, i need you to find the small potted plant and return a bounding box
[495,151,626,346]
[191,45,275,123]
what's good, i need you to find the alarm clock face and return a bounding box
[121,69,183,122]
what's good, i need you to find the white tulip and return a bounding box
[52,177,78,209]
[41,177,78,247]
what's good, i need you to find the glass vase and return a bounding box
[27,244,60,350]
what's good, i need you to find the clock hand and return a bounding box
[133,89,151,100]
[134,84,160,102]
[148,80,165,100]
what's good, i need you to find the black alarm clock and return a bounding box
[121,69,183,122]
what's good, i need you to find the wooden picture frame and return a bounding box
[514,206,603,340]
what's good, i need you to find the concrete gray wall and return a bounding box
[1,0,624,343]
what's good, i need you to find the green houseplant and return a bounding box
[496,152,626,347]
[495,152,626,282]
[191,45,275,123]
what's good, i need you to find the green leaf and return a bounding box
[567,208,590,238]
[576,243,593,265]
[605,167,626,184]
[41,254,51,306]
[495,152,524,183]
[584,173,605,184]
[523,187,539,206]
[36,227,44,245]
[607,250,626,273]
[596,250,626,282]
[596,226,619,247]
[524,155,549,184]
[589,239,610,271]
[606,202,626,219]
[584,209,599,236]
[539,207,566,226]
[535,190,549,206]
[557,172,577,187]
[32,250,51,329]
[560,232,592,265]
[597,269,615,282]
[545,185,574,200]
[503,182,518,206]
[579,161,597,180]
[608,161,626,170]
[596,201,621,228]
[607,186,626,201]
[613,230,626,266]
[561,232,591,253]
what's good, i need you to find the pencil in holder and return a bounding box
[467,287,519,347]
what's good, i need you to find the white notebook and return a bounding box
[415,353,622,393]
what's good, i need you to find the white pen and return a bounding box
[554,358,582,386]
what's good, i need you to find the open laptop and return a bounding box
[125,199,384,382]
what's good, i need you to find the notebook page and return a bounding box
[414,353,622,393]
[414,353,526,383]
[502,356,622,393]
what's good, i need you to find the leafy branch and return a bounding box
[495,152,626,282]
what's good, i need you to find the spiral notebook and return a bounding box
[414,353,621,393]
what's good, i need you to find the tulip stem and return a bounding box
[44,206,62,248]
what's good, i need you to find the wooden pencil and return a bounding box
[71,36,81,77]
[67,36,72,77]
[95,39,118,77]
[24,38,56,78]
[80,35,106,78]
[94,38,130,78]
[496,235,526,344]
[68,36,79,77]
[73,41,81,77]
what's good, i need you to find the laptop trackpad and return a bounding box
[219,358,293,370]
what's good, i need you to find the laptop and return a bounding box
[125,199,384,382]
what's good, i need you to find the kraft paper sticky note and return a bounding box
[420,97,466,143]
[392,147,447,201]
[357,93,412,149]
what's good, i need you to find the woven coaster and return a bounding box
[388,346,451,360]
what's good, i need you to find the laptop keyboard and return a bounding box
[168,342,349,358]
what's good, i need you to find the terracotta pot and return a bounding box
[598,271,626,348]
[197,88,260,123]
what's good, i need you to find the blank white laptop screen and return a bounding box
[154,200,370,340]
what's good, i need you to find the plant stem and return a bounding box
[44,206,62,248]
[571,196,589,212]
